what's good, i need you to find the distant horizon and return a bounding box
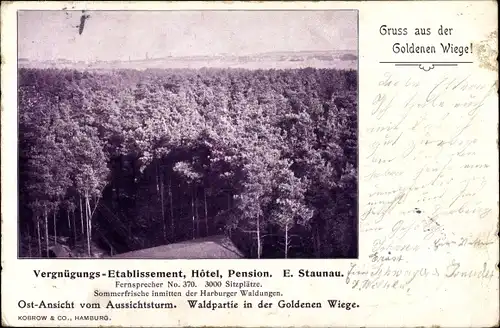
[18,48,357,63]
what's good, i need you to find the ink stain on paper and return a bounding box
[473,30,498,72]
[76,11,91,35]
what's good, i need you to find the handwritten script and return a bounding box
[352,70,498,295]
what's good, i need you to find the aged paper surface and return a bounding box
[1,1,498,327]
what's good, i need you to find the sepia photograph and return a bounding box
[17,10,358,259]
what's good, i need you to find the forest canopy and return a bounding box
[18,67,358,259]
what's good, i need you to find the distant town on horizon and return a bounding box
[19,49,357,62]
[18,49,358,70]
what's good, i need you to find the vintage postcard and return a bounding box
[1,1,498,327]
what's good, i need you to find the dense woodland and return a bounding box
[18,67,358,259]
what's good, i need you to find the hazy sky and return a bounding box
[18,10,357,62]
